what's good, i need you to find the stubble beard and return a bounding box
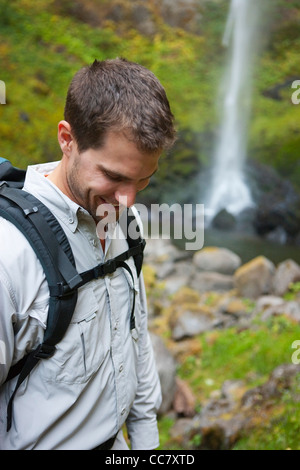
[66,159,120,225]
[66,159,99,223]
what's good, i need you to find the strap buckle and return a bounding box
[103,259,117,275]
[49,282,71,298]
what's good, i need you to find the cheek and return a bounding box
[90,176,118,197]
[138,179,150,192]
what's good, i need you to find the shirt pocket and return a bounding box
[41,286,105,384]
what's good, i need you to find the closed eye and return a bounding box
[100,168,125,183]
[99,165,158,183]
[103,171,123,182]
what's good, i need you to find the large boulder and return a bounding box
[234,256,275,299]
[170,305,216,340]
[193,247,241,275]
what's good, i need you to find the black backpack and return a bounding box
[0,157,146,431]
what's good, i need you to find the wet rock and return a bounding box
[265,226,288,245]
[211,209,236,230]
[250,160,300,242]
[193,246,241,275]
[234,256,275,299]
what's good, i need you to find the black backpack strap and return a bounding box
[0,158,26,188]
[78,239,145,287]
[0,185,80,431]
[119,207,145,277]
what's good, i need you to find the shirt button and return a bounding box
[68,217,74,224]
[119,364,123,372]
[121,408,126,415]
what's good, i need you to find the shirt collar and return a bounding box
[23,161,82,233]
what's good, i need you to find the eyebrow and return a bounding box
[98,164,158,182]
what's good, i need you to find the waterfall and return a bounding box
[205,0,260,220]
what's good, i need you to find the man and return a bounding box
[0,58,176,449]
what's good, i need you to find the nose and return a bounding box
[115,183,138,208]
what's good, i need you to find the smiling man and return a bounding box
[0,58,176,450]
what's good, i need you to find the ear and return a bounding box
[57,120,74,157]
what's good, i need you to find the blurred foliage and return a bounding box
[0,0,299,187]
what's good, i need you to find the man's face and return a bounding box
[64,131,160,223]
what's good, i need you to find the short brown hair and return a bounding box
[64,58,176,153]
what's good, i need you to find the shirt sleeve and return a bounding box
[125,271,162,450]
[0,265,16,385]
[0,219,47,386]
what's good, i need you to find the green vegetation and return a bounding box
[0,0,210,167]
[283,281,300,301]
[0,0,299,190]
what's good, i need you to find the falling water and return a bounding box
[205,0,260,220]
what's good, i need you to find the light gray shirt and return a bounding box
[0,162,161,450]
